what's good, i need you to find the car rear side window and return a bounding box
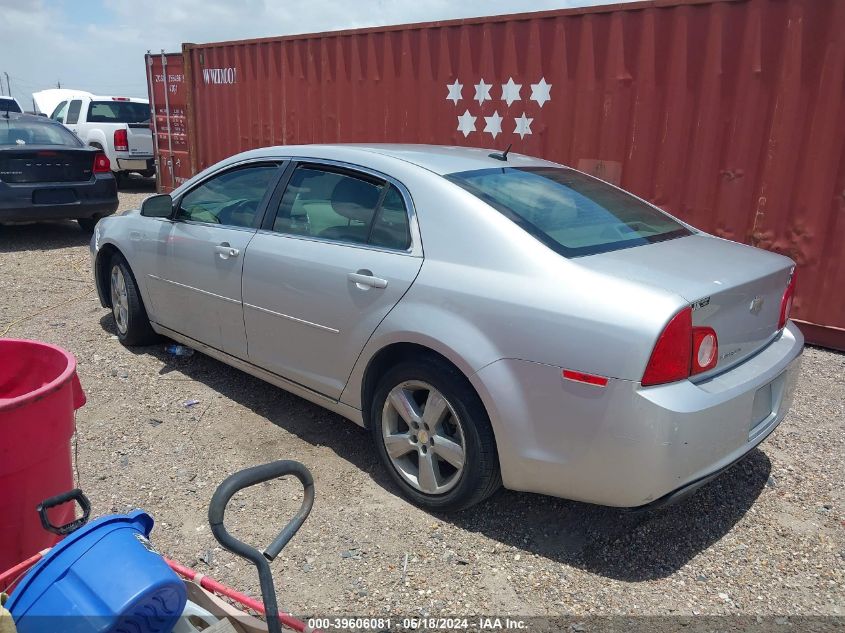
[176,164,279,228]
[446,167,691,257]
[271,165,411,250]
[65,100,82,124]
[0,120,83,146]
[86,101,150,124]
[0,98,22,113]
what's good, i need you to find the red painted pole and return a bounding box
[0,550,46,593]
[165,558,317,633]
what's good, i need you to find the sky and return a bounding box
[0,0,638,110]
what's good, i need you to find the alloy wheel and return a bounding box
[110,265,129,335]
[381,380,466,495]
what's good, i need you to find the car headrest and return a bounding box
[330,177,380,223]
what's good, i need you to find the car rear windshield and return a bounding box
[0,119,82,147]
[86,101,150,124]
[0,98,22,113]
[446,166,691,257]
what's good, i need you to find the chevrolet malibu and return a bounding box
[90,145,803,512]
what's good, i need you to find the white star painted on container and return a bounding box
[514,113,533,138]
[484,111,503,138]
[500,77,522,106]
[446,79,463,105]
[457,110,477,137]
[474,79,492,105]
[530,77,552,107]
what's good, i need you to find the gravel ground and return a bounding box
[1,184,843,623]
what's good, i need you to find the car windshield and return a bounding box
[0,119,82,147]
[446,166,691,257]
[86,101,150,124]
[0,98,22,113]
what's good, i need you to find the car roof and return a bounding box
[244,143,561,176]
[0,112,61,125]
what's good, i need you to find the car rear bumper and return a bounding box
[472,321,804,507]
[116,157,154,172]
[0,175,118,222]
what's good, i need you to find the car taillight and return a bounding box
[114,128,128,152]
[93,153,111,173]
[642,307,720,386]
[641,307,693,387]
[778,270,797,329]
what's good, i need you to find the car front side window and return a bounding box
[51,101,68,122]
[271,165,411,250]
[176,164,279,228]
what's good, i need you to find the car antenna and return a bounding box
[488,143,512,162]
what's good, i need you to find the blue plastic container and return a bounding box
[7,510,187,633]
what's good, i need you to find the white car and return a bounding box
[46,93,154,181]
[0,96,23,113]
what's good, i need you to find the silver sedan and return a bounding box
[91,145,803,512]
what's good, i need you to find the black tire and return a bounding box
[369,356,501,512]
[77,217,98,232]
[108,253,160,346]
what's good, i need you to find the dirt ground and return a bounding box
[1,183,843,623]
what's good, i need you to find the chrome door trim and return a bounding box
[243,302,339,334]
[150,322,365,426]
[147,274,241,305]
[251,228,420,257]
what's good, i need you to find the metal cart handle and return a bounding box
[208,460,314,633]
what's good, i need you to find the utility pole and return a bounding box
[4,72,11,98]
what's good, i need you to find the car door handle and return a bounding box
[347,271,388,289]
[215,243,240,259]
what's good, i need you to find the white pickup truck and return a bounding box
[37,91,155,181]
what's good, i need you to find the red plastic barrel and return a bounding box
[0,339,85,571]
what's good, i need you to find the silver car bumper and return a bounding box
[473,321,804,507]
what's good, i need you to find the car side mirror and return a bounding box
[141,194,174,218]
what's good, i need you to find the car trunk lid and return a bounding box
[577,234,794,374]
[0,147,96,183]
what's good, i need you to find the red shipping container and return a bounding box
[147,0,845,350]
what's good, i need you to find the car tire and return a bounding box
[370,356,501,512]
[109,253,160,346]
[77,217,98,232]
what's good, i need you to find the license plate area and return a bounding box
[32,188,78,205]
[750,384,773,427]
[748,371,787,440]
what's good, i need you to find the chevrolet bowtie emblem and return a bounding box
[749,295,764,314]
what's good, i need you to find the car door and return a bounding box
[241,161,423,399]
[143,160,285,357]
